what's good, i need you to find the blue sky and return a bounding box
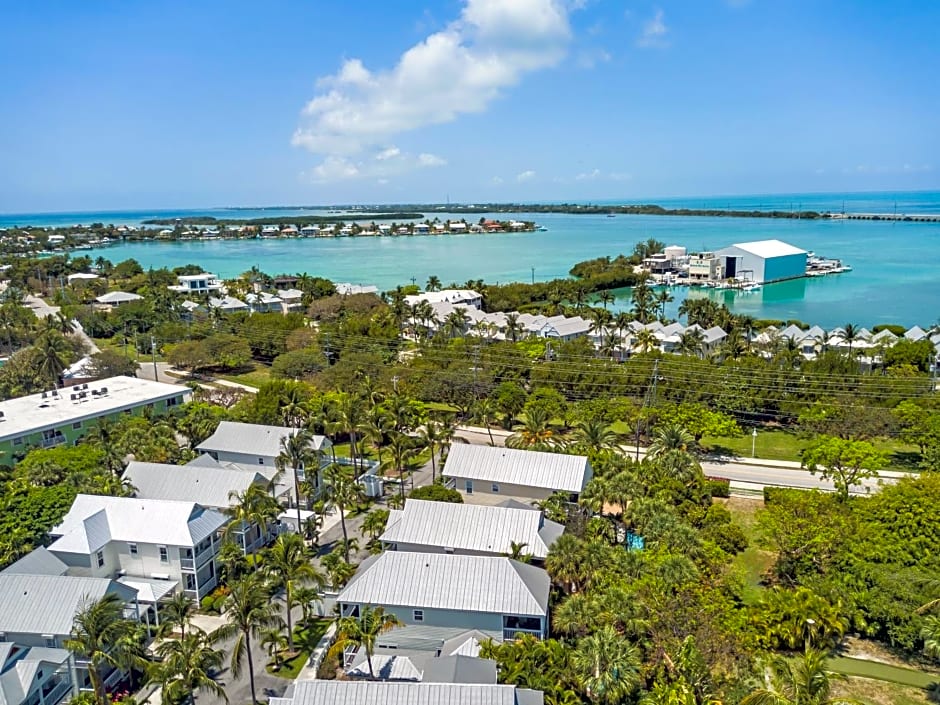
[0,0,938,211]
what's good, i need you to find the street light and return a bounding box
[751,427,758,458]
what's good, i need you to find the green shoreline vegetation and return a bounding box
[2,242,940,704]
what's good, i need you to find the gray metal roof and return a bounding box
[0,574,137,636]
[443,444,591,494]
[197,421,330,459]
[123,461,268,509]
[380,499,562,559]
[273,681,541,705]
[49,495,228,553]
[0,548,67,577]
[338,552,549,617]
[422,656,497,684]
[0,645,70,705]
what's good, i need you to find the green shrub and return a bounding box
[706,478,731,498]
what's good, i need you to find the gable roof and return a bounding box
[0,574,137,636]
[0,548,67,577]
[95,291,142,304]
[197,421,330,459]
[273,680,542,705]
[0,645,70,705]
[338,552,549,617]
[380,499,562,559]
[123,461,268,509]
[443,444,591,494]
[49,494,227,553]
[422,655,497,684]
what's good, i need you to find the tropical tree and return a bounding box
[264,532,324,651]
[921,615,940,660]
[215,573,284,705]
[474,397,499,445]
[677,327,705,357]
[157,592,196,641]
[65,594,147,705]
[322,463,363,561]
[329,605,403,680]
[571,625,642,704]
[597,290,615,309]
[741,648,856,705]
[418,418,447,482]
[276,428,318,539]
[426,275,442,292]
[329,392,367,475]
[362,508,390,540]
[506,405,557,450]
[655,288,674,320]
[841,323,860,357]
[801,435,886,502]
[647,423,695,459]
[569,418,621,452]
[382,431,419,503]
[36,331,71,387]
[504,312,524,342]
[224,484,281,554]
[321,547,357,589]
[633,328,659,354]
[261,627,289,671]
[149,628,227,705]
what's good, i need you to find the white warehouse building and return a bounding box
[714,239,807,284]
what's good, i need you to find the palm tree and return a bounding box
[507,541,533,563]
[321,547,357,589]
[150,628,227,705]
[647,423,695,459]
[922,615,940,659]
[224,484,281,554]
[66,594,147,705]
[36,331,70,387]
[85,417,126,477]
[597,290,615,309]
[655,288,674,320]
[215,573,284,705]
[362,508,390,541]
[329,393,367,476]
[841,323,860,357]
[261,627,289,671]
[418,418,446,482]
[278,385,310,428]
[382,431,419,504]
[263,533,324,651]
[322,464,363,561]
[157,592,196,641]
[329,605,403,680]
[426,275,442,292]
[571,625,641,704]
[569,418,620,452]
[504,312,524,342]
[677,327,705,357]
[633,328,659,354]
[506,405,556,450]
[276,428,318,539]
[742,648,857,705]
[364,404,392,466]
[474,397,498,446]
[444,309,467,338]
[631,280,654,323]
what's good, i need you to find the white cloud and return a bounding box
[375,146,401,161]
[575,168,602,181]
[516,170,537,182]
[294,0,574,181]
[491,176,504,185]
[418,153,447,167]
[310,157,360,182]
[637,9,669,48]
[575,168,631,181]
[576,48,611,69]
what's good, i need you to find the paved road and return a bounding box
[23,294,100,353]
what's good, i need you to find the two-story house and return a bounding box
[168,273,224,294]
[196,421,332,497]
[337,552,550,647]
[47,495,228,601]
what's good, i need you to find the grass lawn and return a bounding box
[215,361,271,388]
[717,497,774,604]
[701,429,921,472]
[265,618,331,679]
[833,677,931,705]
[828,657,938,689]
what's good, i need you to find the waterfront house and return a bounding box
[246,291,283,313]
[905,325,928,342]
[413,223,430,234]
[337,551,550,644]
[281,225,299,237]
[261,225,280,237]
[404,289,483,310]
[687,252,723,282]
[0,573,141,702]
[278,288,304,312]
[714,239,807,284]
[270,680,543,705]
[378,224,392,235]
[449,221,468,232]
[444,444,592,502]
[537,315,592,341]
[300,225,319,237]
[94,291,142,309]
[196,421,332,495]
[335,283,379,296]
[48,494,228,601]
[66,272,98,283]
[0,376,191,466]
[168,273,223,294]
[380,499,563,561]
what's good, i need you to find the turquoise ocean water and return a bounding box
[3,191,939,328]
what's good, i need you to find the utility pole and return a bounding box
[150,335,158,382]
[531,267,535,285]
[635,359,659,462]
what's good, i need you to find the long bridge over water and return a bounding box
[829,212,940,222]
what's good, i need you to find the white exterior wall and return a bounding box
[450,477,557,502]
[339,603,546,641]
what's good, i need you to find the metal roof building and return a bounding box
[714,239,807,284]
[0,548,67,577]
[122,461,270,510]
[0,574,137,637]
[443,444,591,496]
[380,499,563,560]
[49,495,227,553]
[338,552,550,618]
[197,421,331,460]
[271,680,543,705]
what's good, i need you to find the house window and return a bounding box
[184,574,196,591]
[12,437,22,446]
[159,546,169,563]
[258,458,265,465]
[128,543,138,556]
[96,551,105,568]
[465,480,473,494]
[413,610,424,622]
[43,636,56,648]
[344,604,360,618]
[491,483,500,493]
[72,421,82,430]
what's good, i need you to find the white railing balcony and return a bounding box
[502,628,543,642]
